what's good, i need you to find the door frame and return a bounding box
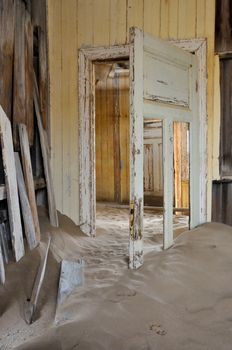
[79,44,130,236]
[171,39,207,224]
[78,38,207,237]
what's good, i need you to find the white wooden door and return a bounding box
[129,28,199,268]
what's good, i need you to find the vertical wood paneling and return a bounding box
[68,0,79,221]
[212,55,220,180]
[96,76,116,202]
[0,0,15,121]
[77,0,94,47]
[61,0,78,217]
[127,0,144,40]
[178,0,197,39]
[25,10,34,144]
[144,0,161,37]
[196,0,206,37]
[120,79,130,203]
[107,80,115,200]
[168,0,179,38]
[48,0,216,225]
[93,0,110,45]
[13,0,26,148]
[95,72,129,203]
[110,0,127,45]
[160,0,169,38]
[95,82,102,199]
[47,0,63,212]
[205,0,216,220]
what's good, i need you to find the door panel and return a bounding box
[129,27,199,268]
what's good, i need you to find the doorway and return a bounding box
[79,29,207,269]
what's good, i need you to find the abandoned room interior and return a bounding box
[1,0,232,349]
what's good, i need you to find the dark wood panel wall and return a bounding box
[212,180,232,226]
[219,59,232,176]
[213,0,232,225]
[215,0,232,53]
[0,0,48,149]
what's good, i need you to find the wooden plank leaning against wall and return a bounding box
[0,0,14,122]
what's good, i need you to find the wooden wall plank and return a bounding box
[69,0,79,223]
[0,242,5,285]
[212,54,220,179]
[25,236,51,324]
[0,106,24,262]
[144,0,161,37]
[19,124,41,242]
[47,0,63,213]
[24,9,34,145]
[127,0,144,40]
[61,0,77,215]
[95,69,130,203]
[0,223,10,264]
[212,180,232,226]
[196,0,206,37]
[34,73,59,227]
[119,78,130,203]
[168,0,179,38]
[215,0,232,53]
[113,74,121,202]
[13,0,26,148]
[205,0,216,220]
[95,86,102,200]
[109,0,127,45]
[15,152,37,250]
[108,78,116,201]
[93,0,110,46]
[178,0,197,39]
[160,0,169,38]
[0,0,15,120]
[12,3,34,147]
[186,0,197,38]
[77,0,94,47]
[219,59,232,176]
[38,28,48,131]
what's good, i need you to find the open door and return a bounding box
[79,28,201,270]
[129,28,200,268]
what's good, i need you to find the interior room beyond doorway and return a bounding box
[94,61,189,249]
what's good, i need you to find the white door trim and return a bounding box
[79,45,130,236]
[78,37,207,254]
[171,39,207,223]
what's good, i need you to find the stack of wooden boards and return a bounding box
[0,75,58,285]
[0,0,48,149]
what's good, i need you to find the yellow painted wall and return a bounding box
[95,70,129,203]
[47,0,217,224]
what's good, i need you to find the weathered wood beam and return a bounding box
[33,72,58,227]
[19,123,41,241]
[0,242,5,285]
[0,223,10,264]
[15,152,37,250]
[0,105,24,262]
[25,236,51,324]
[0,0,15,120]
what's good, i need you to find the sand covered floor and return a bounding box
[1,207,232,349]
